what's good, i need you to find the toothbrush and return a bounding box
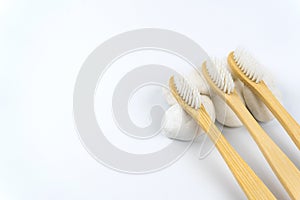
[202,59,300,200]
[169,75,276,199]
[227,48,300,150]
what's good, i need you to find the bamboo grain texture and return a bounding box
[202,66,300,200]
[228,52,300,150]
[169,77,276,200]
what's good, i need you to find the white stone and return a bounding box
[212,80,244,127]
[243,76,282,122]
[188,70,210,95]
[162,95,215,141]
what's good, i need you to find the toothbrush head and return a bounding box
[170,75,215,132]
[169,76,202,110]
[203,58,235,95]
[230,47,264,83]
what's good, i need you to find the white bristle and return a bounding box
[233,47,264,83]
[173,76,202,110]
[205,58,235,94]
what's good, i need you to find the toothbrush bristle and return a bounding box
[233,47,264,83]
[174,76,201,110]
[205,58,235,94]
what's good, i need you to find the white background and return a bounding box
[1,0,300,199]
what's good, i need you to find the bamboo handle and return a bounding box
[227,53,300,149]
[252,82,300,150]
[204,123,276,200]
[228,93,300,200]
[169,77,276,199]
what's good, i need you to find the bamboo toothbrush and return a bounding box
[227,48,300,150]
[169,75,275,199]
[202,58,300,200]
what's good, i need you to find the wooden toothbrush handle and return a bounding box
[205,123,276,199]
[254,82,300,150]
[228,93,300,200]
